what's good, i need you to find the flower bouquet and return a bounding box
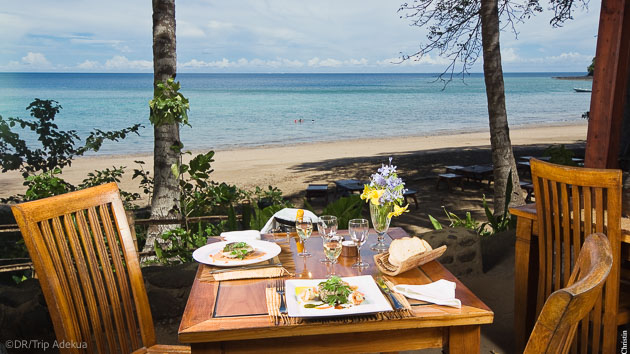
[360,157,409,251]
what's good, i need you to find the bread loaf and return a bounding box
[388,237,432,266]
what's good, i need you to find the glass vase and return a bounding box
[369,203,392,252]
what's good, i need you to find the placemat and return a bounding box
[199,240,295,282]
[264,279,414,326]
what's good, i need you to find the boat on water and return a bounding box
[574,88,592,92]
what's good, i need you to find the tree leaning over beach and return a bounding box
[147,0,180,252]
[399,0,588,212]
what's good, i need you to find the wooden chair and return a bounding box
[524,233,613,354]
[11,183,190,354]
[530,159,625,353]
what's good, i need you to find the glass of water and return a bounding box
[349,218,369,268]
[295,218,313,257]
[317,215,338,263]
[323,234,343,277]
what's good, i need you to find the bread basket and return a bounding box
[373,245,447,276]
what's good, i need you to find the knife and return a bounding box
[210,258,283,274]
[376,277,404,310]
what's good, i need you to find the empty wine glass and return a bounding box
[349,218,369,268]
[317,215,338,263]
[323,235,343,277]
[295,218,313,257]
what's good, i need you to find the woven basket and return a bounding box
[373,245,447,276]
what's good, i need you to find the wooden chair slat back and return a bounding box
[11,183,156,353]
[524,233,613,354]
[530,159,622,353]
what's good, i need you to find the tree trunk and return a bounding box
[480,0,525,212]
[145,0,180,253]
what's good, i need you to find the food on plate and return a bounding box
[221,242,254,260]
[388,237,432,266]
[297,276,365,309]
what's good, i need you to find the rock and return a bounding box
[420,227,482,277]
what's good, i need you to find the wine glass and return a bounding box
[317,215,338,263]
[295,218,313,257]
[349,218,369,268]
[323,235,343,277]
[370,203,392,252]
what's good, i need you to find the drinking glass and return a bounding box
[323,235,343,277]
[349,218,370,268]
[370,203,392,252]
[317,215,338,263]
[295,218,313,257]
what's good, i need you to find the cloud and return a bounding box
[21,52,51,66]
[501,48,519,63]
[104,55,152,70]
[376,54,449,66]
[77,60,99,69]
[178,21,206,38]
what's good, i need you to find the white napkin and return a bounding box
[260,208,320,233]
[220,230,261,242]
[393,279,461,308]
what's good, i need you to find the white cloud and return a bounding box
[21,52,51,66]
[178,21,206,38]
[104,55,152,70]
[501,48,519,63]
[77,60,99,69]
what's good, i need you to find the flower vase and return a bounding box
[370,203,392,252]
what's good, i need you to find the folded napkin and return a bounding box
[393,279,461,308]
[220,230,261,242]
[260,208,320,233]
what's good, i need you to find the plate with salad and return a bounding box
[285,275,393,317]
[192,240,281,267]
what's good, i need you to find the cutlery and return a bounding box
[276,279,287,314]
[376,277,404,310]
[210,259,282,274]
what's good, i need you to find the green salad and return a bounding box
[317,276,353,306]
[222,242,254,260]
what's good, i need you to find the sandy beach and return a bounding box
[0,122,588,201]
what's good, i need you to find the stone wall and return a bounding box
[420,227,483,276]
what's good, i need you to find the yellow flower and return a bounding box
[360,185,372,201]
[369,190,385,205]
[388,204,409,218]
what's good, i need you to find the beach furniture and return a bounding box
[403,188,419,209]
[436,173,464,191]
[305,184,329,204]
[510,159,630,352]
[11,183,190,354]
[524,233,612,353]
[334,179,365,197]
[460,164,494,186]
[178,227,494,353]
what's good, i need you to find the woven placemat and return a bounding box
[199,240,295,282]
[264,279,414,326]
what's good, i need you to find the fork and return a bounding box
[276,279,287,314]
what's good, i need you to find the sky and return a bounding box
[0,0,601,73]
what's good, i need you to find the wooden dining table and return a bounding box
[178,227,494,353]
[510,204,630,352]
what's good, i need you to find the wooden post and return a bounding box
[585,0,630,168]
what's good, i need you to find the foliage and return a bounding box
[149,78,190,127]
[543,144,577,166]
[479,170,516,236]
[153,227,212,264]
[0,99,141,178]
[320,195,364,229]
[246,203,288,231]
[132,160,154,205]
[22,168,74,201]
[428,208,481,232]
[587,57,595,76]
[252,185,285,207]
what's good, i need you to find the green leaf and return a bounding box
[428,215,443,230]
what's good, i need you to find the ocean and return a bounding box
[0,72,591,155]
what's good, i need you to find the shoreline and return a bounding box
[0,121,588,200]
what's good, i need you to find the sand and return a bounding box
[0,122,588,202]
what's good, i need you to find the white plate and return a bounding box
[192,240,281,267]
[285,275,393,317]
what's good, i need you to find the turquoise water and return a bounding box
[0,73,591,155]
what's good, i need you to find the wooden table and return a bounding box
[510,204,630,352]
[178,227,494,353]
